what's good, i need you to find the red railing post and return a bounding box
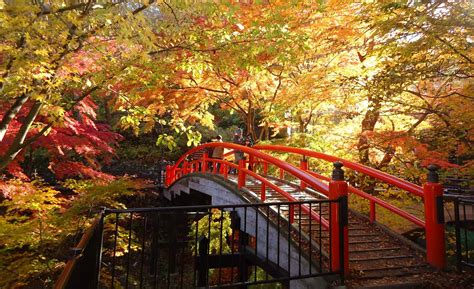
[202,153,208,173]
[183,160,188,175]
[212,160,217,174]
[329,161,349,275]
[238,159,246,189]
[423,165,446,269]
[300,156,308,190]
[260,162,267,201]
[370,200,376,223]
[260,181,266,202]
[223,163,228,179]
[166,165,176,186]
[279,168,284,180]
[165,165,171,187]
[249,154,254,171]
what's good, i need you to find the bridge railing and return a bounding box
[166,143,334,228]
[252,144,446,269]
[54,210,104,289]
[168,143,447,269]
[167,143,352,273]
[75,200,347,288]
[444,196,474,270]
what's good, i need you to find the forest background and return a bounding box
[0,1,472,288]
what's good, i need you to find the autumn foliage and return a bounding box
[0,1,472,287]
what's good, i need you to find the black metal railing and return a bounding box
[55,212,104,289]
[452,197,474,270]
[56,198,347,288]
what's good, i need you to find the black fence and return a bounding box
[55,213,104,289]
[452,197,474,270]
[56,199,347,289]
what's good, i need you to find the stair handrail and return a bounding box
[252,145,425,228]
[253,145,423,197]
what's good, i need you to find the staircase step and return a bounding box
[349,227,369,231]
[350,247,401,253]
[359,264,429,273]
[349,233,379,237]
[356,283,425,289]
[349,240,382,244]
[350,255,414,262]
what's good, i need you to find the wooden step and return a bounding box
[349,233,379,237]
[349,239,382,244]
[350,255,414,262]
[350,247,401,253]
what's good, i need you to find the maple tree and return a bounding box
[0,1,472,288]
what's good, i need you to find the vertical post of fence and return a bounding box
[92,209,105,289]
[300,156,308,190]
[369,201,376,223]
[165,165,171,187]
[249,154,254,171]
[423,165,446,269]
[453,198,462,271]
[260,163,267,201]
[238,159,246,189]
[260,181,266,202]
[183,160,188,175]
[289,204,295,224]
[223,163,228,179]
[202,153,208,173]
[171,165,176,184]
[197,236,209,287]
[279,168,284,180]
[329,161,349,275]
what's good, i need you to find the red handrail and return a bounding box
[253,144,425,228]
[172,143,330,195]
[306,171,425,227]
[169,143,331,228]
[253,145,423,197]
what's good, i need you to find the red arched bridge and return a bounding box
[163,142,446,287]
[56,142,456,289]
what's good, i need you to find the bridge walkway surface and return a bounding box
[164,142,450,288]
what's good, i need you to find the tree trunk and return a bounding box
[0,93,30,142]
[356,96,382,194]
[357,96,382,166]
[0,101,43,172]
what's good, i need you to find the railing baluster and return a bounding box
[111,213,119,288]
[266,205,270,282]
[218,209,224,285]
[139,215,147,289]
[309,202,313,275]
[319,203,322,272]
[193,212,199,287]
[288,204,291,280]
[206,209,212,285]
[370,200,376,223]
[277,204,281,271]
[298,203,302,276]
[125,213,133,289]
[152,213,160,289]
[255,204,259,283]
[463,203,468,264]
